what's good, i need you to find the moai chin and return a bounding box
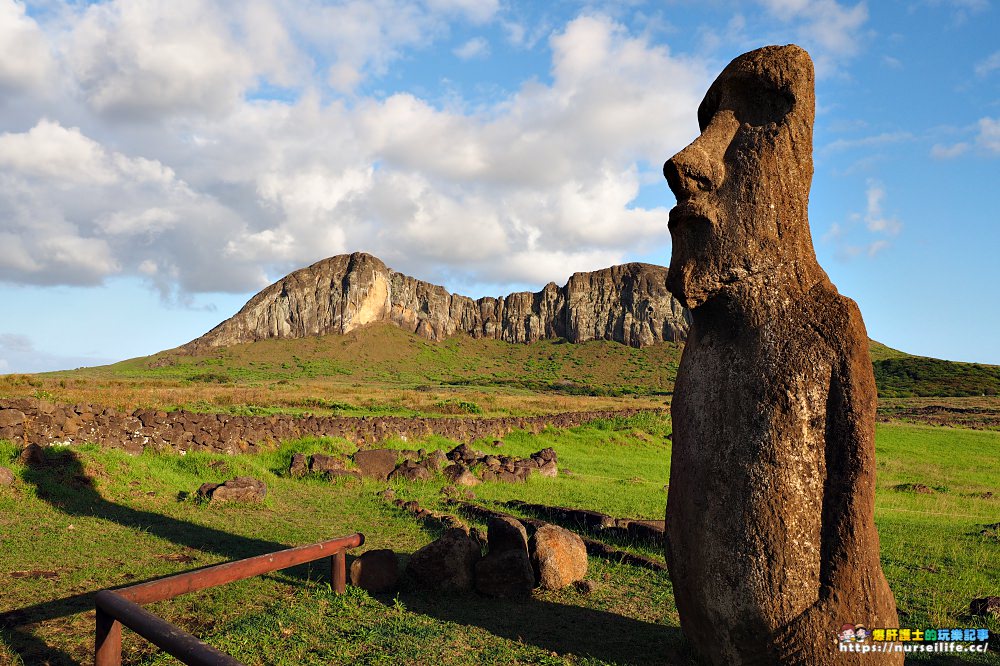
[663,45,902,665]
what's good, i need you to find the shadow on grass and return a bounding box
[1,447,326,665]
[395,589,695,665]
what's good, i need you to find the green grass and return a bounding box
[2,417,999,664]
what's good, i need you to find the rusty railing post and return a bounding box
[332,550,347,594]
[95,606,122,666]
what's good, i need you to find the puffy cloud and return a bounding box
[1,9,707,299]
[863,179,902,236]
[65,0,256,120]
[930,142,969,159]
[0,0,56,95]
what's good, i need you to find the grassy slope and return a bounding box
[1,328,992,412]
[2,416,998,665]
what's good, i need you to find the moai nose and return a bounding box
[663,141,719,202]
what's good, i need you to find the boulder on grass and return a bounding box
[19,443,45,466]
[0,466,15,486]
[406,527,481,592]
[310,453,346,475]
[443,464,480,487]
[353,449,400,480]
[350,549,400,593]
[475,549,535,598]
[486,516,528,554]
[388,462,432,482]
[288,453,309,477]
[197,476,267,503]
[530,524,587,590]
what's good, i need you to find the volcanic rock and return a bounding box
[18,443,44,466]
[405,527,482,592]
[288,453,308,477]
[529,524,587,590]
[198,476,267,503]
[663,45,900,664]
[0,466,15,486]
[181,253,690,350]
[350,549,400,593]
[352,449,399,480]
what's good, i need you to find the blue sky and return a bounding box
[1,0,998,373]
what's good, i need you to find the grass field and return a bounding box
[2,414,998,665]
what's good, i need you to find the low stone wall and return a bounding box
[0,398,661,456]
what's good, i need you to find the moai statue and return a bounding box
[663,45,902,665]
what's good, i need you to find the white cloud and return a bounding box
[756,0,869,74]
[0,0,56,95]
[930,142,969,159]
[454,36,490,59]
[426,0,499,24]
[863,179,902,235]
[0,11,708,299]
[975,50,1000,77]
[65,0,257,120]
[823,179,902,261]
[976,117,1000,154]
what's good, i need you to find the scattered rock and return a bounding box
[538,461,558,478]
[530,524,588,590]
[970,597,1000,617]
[443,464,480,487]
[406,527,482,592]
[18,443,45,466]
[350,549,400,593]
[0,466,15,486]
[309,453,345,475]
[353,449,400,480]
[475,549,535,598]
[574,579,598,595]
[894,483,937,494]
[197,476,267,503]
[388,461,432,482]
[486,516,528,554]
[288,453,309,477]
[378,488,396,501]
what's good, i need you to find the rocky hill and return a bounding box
[183,252,690,350]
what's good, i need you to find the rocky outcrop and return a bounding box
[182,253,689,350]
[196,476,267,503]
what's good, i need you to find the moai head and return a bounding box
[663,45,823,309]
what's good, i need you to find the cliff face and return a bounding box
[183,252,690,350]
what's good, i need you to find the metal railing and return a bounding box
[94,533,364,666]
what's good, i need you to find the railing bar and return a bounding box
[96,591,244,666]
[118,533,364,604]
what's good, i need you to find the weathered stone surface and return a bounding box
[0,466,15,486]
[443,464,480,487]
[388,462,432,482]
[529,524,587,590]
[405,527,481,592]
[350,549,400,593]
[474,549,535,598]
[309,453,346,474]
[181,252,689,350]
[18,443,44,466]
[0,409,25,427]
[486,516,528,554]
[288,453,308,477]
[663,45,900,665]
[198,476,267,503]
[352,449,399,480]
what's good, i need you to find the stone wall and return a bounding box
[0,398,660,456]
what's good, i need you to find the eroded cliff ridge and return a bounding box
[183,252,689,350]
